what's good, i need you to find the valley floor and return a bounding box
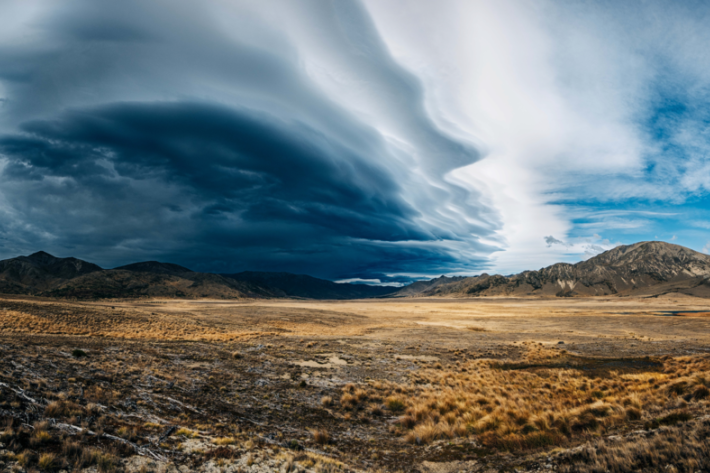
[1,295,710,472]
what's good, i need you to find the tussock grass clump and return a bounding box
[31,429,53,446]
[38,452,58,471]
[309,428,331,445]
[175,427,198,438]
[213,436,236,446]
[386,397,406,413]
[45,400,84,418]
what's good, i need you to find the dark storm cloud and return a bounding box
[0,0,499,281]
[1,101,427,242]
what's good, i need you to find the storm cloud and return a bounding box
[6,0,707,280]
[0,0,496,281]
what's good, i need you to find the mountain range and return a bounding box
[0,251,398,299]
[404,241,710,298]
[0,241,709,300]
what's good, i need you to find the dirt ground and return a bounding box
[2,295,710,472]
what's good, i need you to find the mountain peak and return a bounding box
[586,241,710,267]
[115,261,193,274]
[27,251,59,263]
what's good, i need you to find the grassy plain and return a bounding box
[1,295,710,472]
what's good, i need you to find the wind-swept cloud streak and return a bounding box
[365,0,710,272]
[0,0,497,281]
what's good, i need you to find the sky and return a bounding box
[0,0,710,285]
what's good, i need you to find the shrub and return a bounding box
[72,349,87,358]
[340,393,356,410]
[626,407,642,420]
[309,428,331,445]
[38,453,57,471]
[692,385,710,400]
[31,429,53,445]
[667,381,687,396]
[398,415,416,429]
[16,451,35,467]
[62,439,84,459]
[386,397,406,412]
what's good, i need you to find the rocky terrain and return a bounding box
[397,241,710,298]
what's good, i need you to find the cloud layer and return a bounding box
[1,0,710,281]
[0,0,496,280]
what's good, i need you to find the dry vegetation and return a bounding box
[334,345,710,454]
[1,296,710,472]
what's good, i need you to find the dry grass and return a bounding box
[37,452,57,471]
[309,428,331,445]
[558,416,710,472]
[213,437,236,446]
[330,346,710,452]
[3,295,710,471]
[175,427,198,438]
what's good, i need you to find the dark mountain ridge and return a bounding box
[115,261,194,275]
[0,251,103,294]
[0,252,397,300]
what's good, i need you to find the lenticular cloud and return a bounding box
[0,0,498,281]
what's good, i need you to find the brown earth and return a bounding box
[1,296,710,472]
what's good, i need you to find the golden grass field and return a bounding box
[2,295,710,472]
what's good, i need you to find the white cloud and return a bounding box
[335,278,403,287]
[364,0,710,273]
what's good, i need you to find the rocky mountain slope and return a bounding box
[390,275,466,297]
[395,241,710,298]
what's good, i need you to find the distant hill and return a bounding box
[392,241,710,298]
[0,251,103,294]
[45,270,272,299]
[391,275,467,297]
[223,271,398,299]
[115,261,194,275]
[0,252,398,300]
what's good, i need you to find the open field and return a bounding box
[2,295,710,472]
